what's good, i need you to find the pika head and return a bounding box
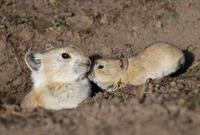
[88,56,128,91]
[25,45,91,86]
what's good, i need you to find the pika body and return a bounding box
[89,42,185,92]
[21,45,91,110]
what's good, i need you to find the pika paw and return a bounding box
[21,45,91,110]
[89,42,185,92]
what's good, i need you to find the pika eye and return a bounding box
[98,65,104,69]
[61,53,70,59]
[120,64,123,68]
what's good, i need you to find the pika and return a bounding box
[21,45,91,110]
[89,42,185,92]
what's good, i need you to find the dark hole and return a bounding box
[90,81,103,97]
[170,50,194,77]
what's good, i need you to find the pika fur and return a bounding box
[89,42,185,92]
[21,45,91,110]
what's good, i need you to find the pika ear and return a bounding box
[119,54,129,72]
[25,52,42,71]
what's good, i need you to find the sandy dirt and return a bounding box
[0,0,200,135]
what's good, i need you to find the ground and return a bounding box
[0,0,200,135]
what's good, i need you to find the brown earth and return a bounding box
[0,0,200,135]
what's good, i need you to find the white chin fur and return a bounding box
[31,71,46,89]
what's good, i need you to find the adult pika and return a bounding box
[21,45,91,110]
[89,42,185,92]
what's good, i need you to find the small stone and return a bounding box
[155,84,160,88]
[69,14,93,30]
[193,89,200,94]
[156,21,163,28]
[100,14,109,25]
[177,83,184,89]
[154,78,162,84]
[170,92,178,98]
[167,105,179,114]
[170,81,176,86]
[60,12,73,17]
[19,27,34,41]
[163,93,170,99]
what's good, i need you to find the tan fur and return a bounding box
[21,45,91,110]
[89,42,185,92]
[48,82,65,91]
[21,90,44,109]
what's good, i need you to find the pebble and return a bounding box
[167,105,179,114]
[177,83,184,89]
[193,89,200,94]
[156,21,163,28]
[60,12,73,17]
[163,93,170,99]
[69,14,93,30]
[19,27,34,41]
[170,92,178,98]
[170,81,176,86]
[99,14,109,24]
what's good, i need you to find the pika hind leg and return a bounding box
[21,90,44,109]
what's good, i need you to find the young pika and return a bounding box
[21,45,91,110]
[89,42,185,92]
